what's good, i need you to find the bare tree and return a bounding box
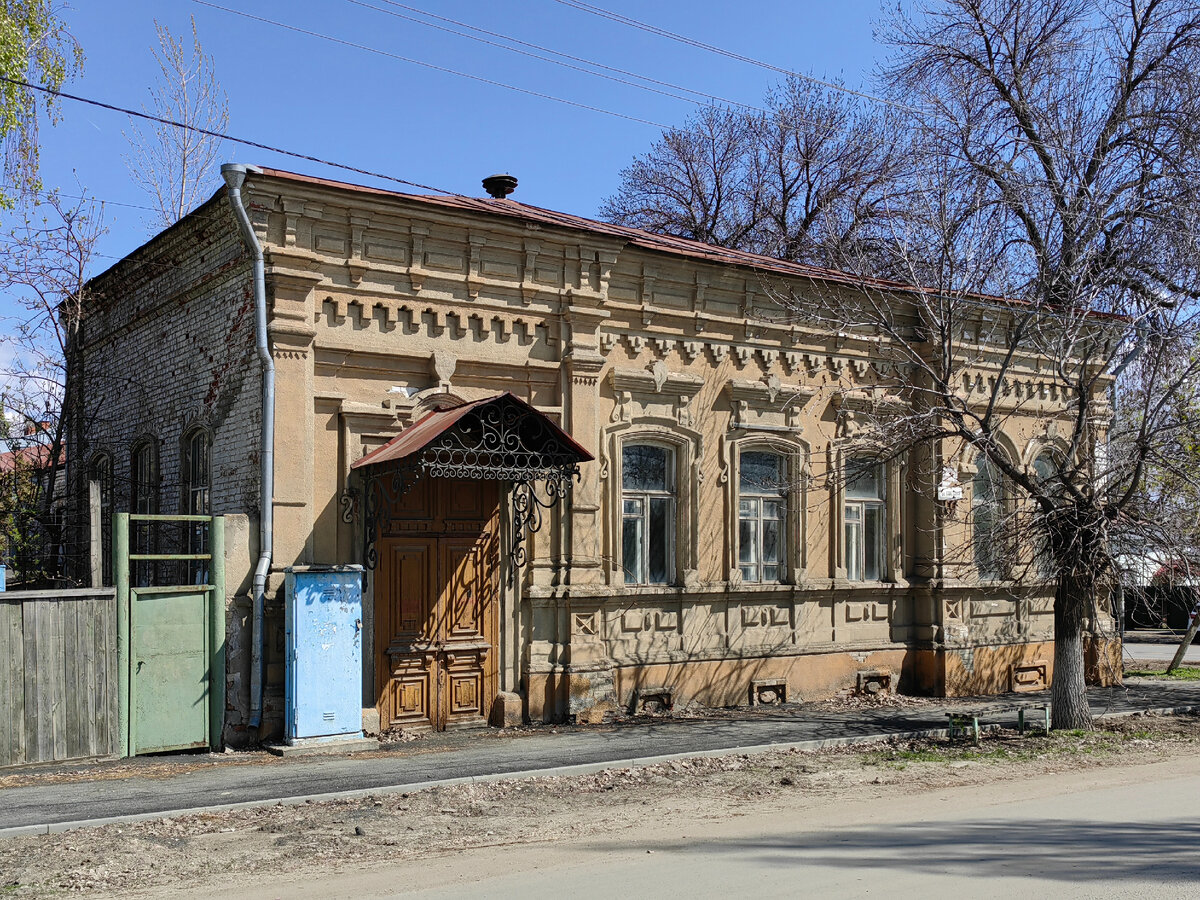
[0,187,104,582]
[601,78,907,268]
[124,16,227,230]
[764,0,1200,730]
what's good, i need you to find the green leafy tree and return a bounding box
[0,0,82,206]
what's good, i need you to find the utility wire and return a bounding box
[0,76,458,196]
[192,0,670,129]
[550,0,920,114]
[355,0,765,113]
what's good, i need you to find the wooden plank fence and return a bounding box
[0,588,118,768]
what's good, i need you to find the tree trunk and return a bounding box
[1167,590,1200,673]
[1052,573,1094,730]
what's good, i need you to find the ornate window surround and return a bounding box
[830,390,907,585]
[721,433,810,589]
[960,436,1019,584]
[600,418,703,590]
[830,445,904,585]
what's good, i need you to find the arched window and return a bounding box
[1032,452,1058,578]
[621,443,675,585]
[182,429,211,583]
[131,439,159,587]
[738,450,786,584]
[972,456,1005,580]
[183,429,211,516]
[131,439,159,516]
[87,453,112,586]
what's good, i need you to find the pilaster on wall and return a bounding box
[561,296,611,587]
[268,269,320,571]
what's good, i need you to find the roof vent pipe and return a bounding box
[221,163,272,734]
[482,174,517,199]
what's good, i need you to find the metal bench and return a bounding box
[946,704,1051,744]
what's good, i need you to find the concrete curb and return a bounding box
[2,702,1196,839]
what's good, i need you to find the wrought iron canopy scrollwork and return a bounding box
[356,393,591,574]
[416,395,585,481]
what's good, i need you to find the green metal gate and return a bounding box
[114,513,226,756]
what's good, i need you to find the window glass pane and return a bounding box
[1033,454,1056,484]
[973,461,1001,579]
[740,565,756,582]
[623,497,643,516]
[739,519,757,566]
[864,504,883,581]
[763,565,780,582]
[740,451,784,494]
[622,515,643,584]
[623,445,671,492]
[739,498,757,519]
[845,460,883,499]
[763,500,782,521]
[845,516,862,581]
[648,497,671,583]
[762,519,780,566]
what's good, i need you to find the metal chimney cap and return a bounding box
[482,173,518,199]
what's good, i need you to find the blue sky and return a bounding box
[26,0,886,269]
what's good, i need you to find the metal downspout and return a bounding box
[222,163,272,731]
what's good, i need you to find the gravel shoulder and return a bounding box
[2,710,1198,898]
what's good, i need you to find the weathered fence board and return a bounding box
[0,589,118,768]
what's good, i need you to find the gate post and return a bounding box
[114,512,130,758]
[209,516,226,750]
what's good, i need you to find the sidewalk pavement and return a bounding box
[3,680,1199,837]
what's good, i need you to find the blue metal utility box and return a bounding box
[284,565,364,743]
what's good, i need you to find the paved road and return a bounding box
[1123,638,1200,663]
[176,754,1200,899]
[3,681,1198,834]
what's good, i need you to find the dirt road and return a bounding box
[3,713,1199,898]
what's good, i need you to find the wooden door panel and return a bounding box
[442,538,486,642]
[445,658,484,726]
[374,478,501,732]
[376,539,437,730]
[441,479,496,525]
[382,655,435,729]
[384,539,437,643]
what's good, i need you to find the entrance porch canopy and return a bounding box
[351,392,592,571]
[351,391,592,480]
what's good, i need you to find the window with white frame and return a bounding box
[738,450,786,584]
[844,458,885,582]
[621,443,675,585]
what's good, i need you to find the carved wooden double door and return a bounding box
[375,478,499,732]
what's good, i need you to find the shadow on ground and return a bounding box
[595,818,1200,884]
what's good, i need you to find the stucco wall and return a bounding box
[73,168,1119,741]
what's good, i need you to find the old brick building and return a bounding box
[70,165,1116,745]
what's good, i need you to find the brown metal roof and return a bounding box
[351,392,592,470]
[254,167,912,294]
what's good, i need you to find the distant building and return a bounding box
[70,166,1117,745]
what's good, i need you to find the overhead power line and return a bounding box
[0,75,458,196]
[550,0,920,114]
[192,0,670,128]
[353,0,764,113]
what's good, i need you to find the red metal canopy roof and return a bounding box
[351,392,592,472]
